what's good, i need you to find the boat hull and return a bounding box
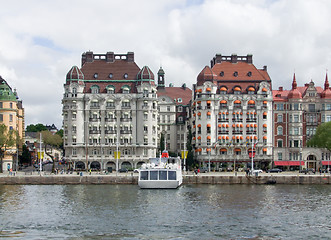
[138,179,182,189]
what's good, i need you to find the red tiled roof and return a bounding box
[81,59,140,80]
[158,87,192,105]
[212,62,270,81]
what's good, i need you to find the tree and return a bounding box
[0,124,17,173]
[41,130,63,173]
[26,123,47,132]
[307,121,331,151]
[159,133,165,153]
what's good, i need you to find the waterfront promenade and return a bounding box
[0,170,330,185]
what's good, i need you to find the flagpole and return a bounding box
[39,132,42,174]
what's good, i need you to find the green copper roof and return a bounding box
[0,78,18,101]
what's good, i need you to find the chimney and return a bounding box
[247,54,253,64]
[304,83,309,87]
[215,54,222,64]
[279,86,283,91]
[231,54,237,63]
[127,52,134,62]
[81,51,93,66]
[263,65,267,71]
[106,52,114,62]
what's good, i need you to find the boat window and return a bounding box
[150,171,158,180]
[159,171,167,180]
[168,171,176,180]
[140,171,148,180]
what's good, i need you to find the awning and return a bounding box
[322,161,331,165]
[234,100,241,104]
[220,100,227,104]
[234,87,241,91]
[207,123,211,127]
[220,87,227,91]
[248,87,255,91]
[248,100,255,104]
[220,148,227,152]
[206,87,211,91]
[207,100,211,104]
[262,87,267,92]
[207,136,211,140]
[274,161,304,166]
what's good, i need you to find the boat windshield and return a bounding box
[168,171,176,180]
[140,171,148,180]
[159,170,167,180]
[150,171,158,180]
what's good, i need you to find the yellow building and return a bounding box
[0,76,24,171]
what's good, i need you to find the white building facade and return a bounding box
[62,52,158,171]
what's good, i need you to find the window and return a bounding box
[72,113,76,119]
[278,152,283,160]
[277,140,283,148]
[276,104,284,110]
[72,148,77,156]
[308,104,315,112]
[0,114,3,122]
[91,86,99,94]
[0,102,2,108]
[293,127,299,135]
[167,106,170,111]
[10,103,13,108]
[72,88,77,94]
[277,114,283,123]
[277,126,283,135]
[178,106,183,112]
[294,140,299,148]
[293,114,299,123]
[178,98,182,103]
[9,114,13,122]
[326,115,331,122]
[294,103,299,110]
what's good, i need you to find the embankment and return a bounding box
[0,174,330,185]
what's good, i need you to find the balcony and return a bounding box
[218,118,229,122]
[105,130,117,134]
[120,118,132,122]
[89,130,101,134]
[232,130,243,134]
[120,130,132,134]
[105,118,116,122]
[246,118,257,122]
[89,118,101,122]
[246,131,257,135]
[218,130,229,134]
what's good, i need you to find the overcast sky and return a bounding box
[1,0,331,129]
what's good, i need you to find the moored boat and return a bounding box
[138,150,183,189]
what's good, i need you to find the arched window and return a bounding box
[106,85,115,94]
[91,85,99,94]
[277,126,283,135]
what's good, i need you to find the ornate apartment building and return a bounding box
[62,52,158,171]
[156,67,192,156]
[273,74,331,170]
[191,54,273,170]
[0,77,24,171]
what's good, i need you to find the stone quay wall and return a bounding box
[0,175,330,185]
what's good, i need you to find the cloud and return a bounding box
[0,0,331,128]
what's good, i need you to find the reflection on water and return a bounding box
[0,184,330,239]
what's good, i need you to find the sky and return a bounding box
[1,0,331,129]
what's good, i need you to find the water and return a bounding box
[0,184,330,240]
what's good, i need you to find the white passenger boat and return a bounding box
[138,150,183,189]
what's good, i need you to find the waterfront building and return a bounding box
[0,76,24,171]
[192,54,273,170]
[156,67,192,156]
[273,74,331,171]
[62,52,158,171]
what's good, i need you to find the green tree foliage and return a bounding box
[307,121,331,151]
[20,144,31,165]
[41,130,63,173]
[0,124,17,173]
[26,123,47,132]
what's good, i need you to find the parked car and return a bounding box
[267,168,282,173]
[118,168,128,173]
[251,169,263,174]
[198,167,208,173]
[133,169,139,173]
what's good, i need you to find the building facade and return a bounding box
[62,52,158,171]
[0,76,24,171]
[192,54,273,170]
[156,67,192,159]
[273,74,331,171]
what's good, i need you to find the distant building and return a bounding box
[45,124,58,134]
[0,76,24,171]
[156,67,192,159]
[62,51,158,171]
[272,74,331,171]
[192,54,273,170]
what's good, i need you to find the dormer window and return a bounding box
[109,73,113,79]
[94,73,98,79]
[178,98,182,103]
[220,71,224,77]
[124,73,128,79]
[233,71,238,77]
[247,71,252,77]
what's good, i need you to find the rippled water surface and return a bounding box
[0,184,330,239]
